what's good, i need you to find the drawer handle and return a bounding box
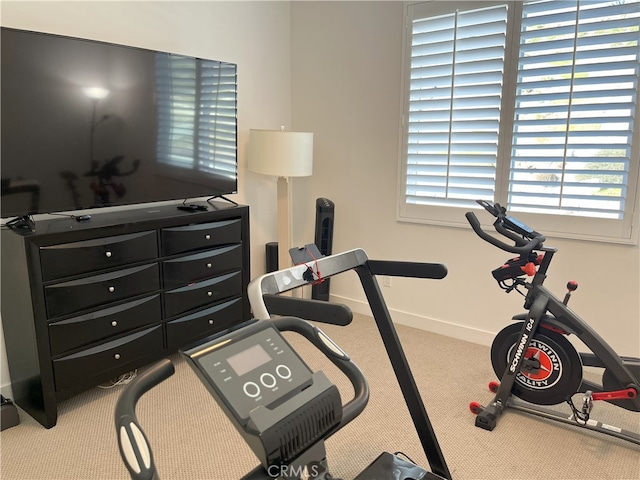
[207,291,213,297]
[105,251,112,258]
[114,353,121,360]
[205,234,211,240]
[111,321,118,327]
[108,286,115,293]
[208,320,214,325]
[206,263,212,268]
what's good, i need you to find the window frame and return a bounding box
[397,0,640,245]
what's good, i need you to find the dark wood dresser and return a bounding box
[1,202,250,427]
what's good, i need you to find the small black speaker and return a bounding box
[312,198,334,301]
[266,242,278,273]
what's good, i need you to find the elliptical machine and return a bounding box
[465,200,640,445]
[115,247,453,479]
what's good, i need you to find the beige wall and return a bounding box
[1,1,638,396]
[290,1,640,357]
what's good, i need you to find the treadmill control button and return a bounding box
[243,382,260,398]
[276,364,292,379]
[260,373,277,388]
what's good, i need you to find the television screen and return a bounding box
[1,27,238,219]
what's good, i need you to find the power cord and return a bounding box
[393,451,418,465]
[98,370,138,389]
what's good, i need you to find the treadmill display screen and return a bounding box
[227,344,272,377]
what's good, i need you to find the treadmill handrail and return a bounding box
[248,248,369,319]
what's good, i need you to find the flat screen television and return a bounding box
[1,27,238,222]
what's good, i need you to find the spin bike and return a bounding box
[465,200,640,446]
[115,247,453,479]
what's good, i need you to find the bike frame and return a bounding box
[522,248,639,403]
[476,246,640,445]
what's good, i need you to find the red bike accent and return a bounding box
[469,402,483,414]
[521,262,537,276]
[540,322,569,336]
[566,280,578,292]
[592,388,637,402]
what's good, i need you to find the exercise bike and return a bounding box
[465,200,640,446]
[115,247,453,479]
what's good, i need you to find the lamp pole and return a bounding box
[277,176,293,272]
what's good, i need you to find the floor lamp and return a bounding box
[248,128,314,272]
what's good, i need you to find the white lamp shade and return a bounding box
[248,129,313,177]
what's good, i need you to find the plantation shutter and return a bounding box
[156,54,237,179]
[509,0,640,219]
[405,4,508,209]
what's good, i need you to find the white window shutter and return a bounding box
[509,0,640,220]
[406,4,508,209]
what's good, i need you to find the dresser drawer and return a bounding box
[49,295,162,356]
[53,325,163,390]
[166,297,243,350]
[164,271,242,318]
[40,231,158,281]
[161,219,241,256]
[45,263,160,318]
[162,244,242,289]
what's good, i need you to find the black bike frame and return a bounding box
[467,202,639,444]
[476,246,640,443]
[518,249,640,408]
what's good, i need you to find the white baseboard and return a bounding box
[330,294,495,347]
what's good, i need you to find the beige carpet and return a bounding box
[1,314,639,479]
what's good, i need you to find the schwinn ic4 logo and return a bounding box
[509,319,562,389]
[509,318,535,373]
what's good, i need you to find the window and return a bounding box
[399,0,640,243]
[156,54,237,180]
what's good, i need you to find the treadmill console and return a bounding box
[182,320,314,423]
[182,319,343,469]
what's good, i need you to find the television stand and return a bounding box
[207,195,238,207]
[5,214,35,231]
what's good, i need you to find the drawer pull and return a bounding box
[114,353,121,360]
[111,321,118,327]
[108,286,115,293]
[207,291,213,297]
[205,234,211,240]
[105,251,112,258]
[206,263,212,268]
[208,320,214,325]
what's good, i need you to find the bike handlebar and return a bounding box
[115,318,369,480]
[465,209,545,255]
[115,359,175,480]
